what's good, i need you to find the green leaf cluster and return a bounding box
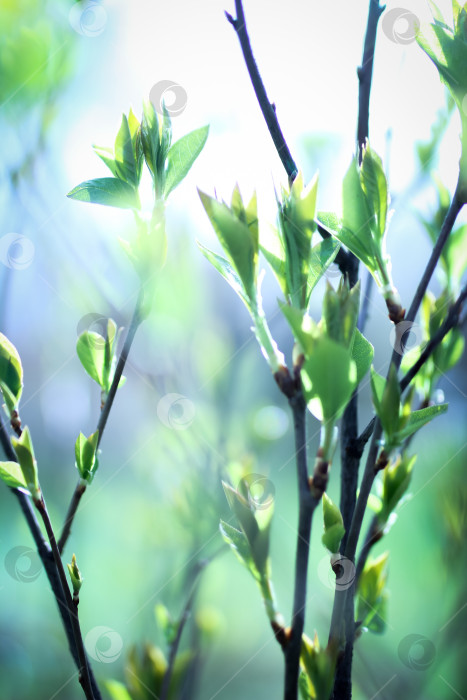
[67,553,83,596]
[199,187,285,371]
[281,282,373,445]
[0,427,40,498]
[299,633,338,700]
[371,364,448,451]
[416,2,467,199]
[221,480,273,581]
[261,173,339,309]
[68,103,208,208]
[356,552,389,634]
[319,145,403,319]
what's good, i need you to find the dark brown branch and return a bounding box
[284,393,320,700]
[0,419,101,697]
[35,495,96,700]
[58,290,144,553]
[357,0,386,162]
[226,0,298,184]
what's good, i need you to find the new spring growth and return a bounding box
[67,554,83,603]
[416,1,467,202]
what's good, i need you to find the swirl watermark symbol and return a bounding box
[390,320,424,355]
[149,81,188,117]
[398,634,436,670]
[85,626,123,663]
[0,234,35,270]
[317,553,356,591]
[238,473,275,511]
[76,313,110,350]
[4,546,42,583]
[382,9,420,45]
[69,1,107,37]
[157,393,195,430]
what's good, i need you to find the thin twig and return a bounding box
[284,393,320,700]
[225,0,298,184]
[35,495,97,700]
[0,419,101,697]
[331,4,384,696]
[160,557,212,700]
[357,0,385,162]
[58,289,144,553]
[400,283,467,393]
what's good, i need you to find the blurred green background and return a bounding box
[0,1,466,699]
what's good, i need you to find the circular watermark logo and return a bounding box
[398,634,436,670]
[149,81,188,117]
[390,321,424,355]
[69,1,107,37]
[76,313,110,350]
[238,473,275,511]
[85,626,123,663]
[317,553,356,591]
[0,234,35,270]
[4,546,42,583]
[157,393,195,430]
[382,8,420,45]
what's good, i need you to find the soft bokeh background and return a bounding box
[0,0,466,698]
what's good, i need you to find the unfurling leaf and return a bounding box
[165,125,209,197]
[67,177,139,209]
[0,332,23,415]
[322,493,345,553]
[75,430,99,484]
[11,426,39,498]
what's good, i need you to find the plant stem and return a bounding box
[160,558,209,700]
[400,283,467,393]
[405,186,463,325]
[35,494,97,700]
[357,0,385,162]
[225,0,298,184]
[284,393,320,700]
[0,419,102,697]
[58,289,144,553]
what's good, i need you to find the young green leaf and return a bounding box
[92,145,119,178]
[379,364,401,442]
[351,329,374,386]
[322,493,345,553]
[141,99,160,180]
[360,146,388,241]
[164,125,209,197]
[67,178,139,209]
[0,461,28,490]
[75,430,99,484]
[306,237,341,299]
[67,553,83,595]
[379,454,415,523]
[395,403,448,443]
[0,332,23,414]
[219,519,259,580]
[301,337,357,423]
[301,633,337,700]
[199,190,258,304]
[11,426,39,498]
[114,114,139,187]
[322,279,360,349]
[357,552,389,634]
[197,241,251,311]
[105,680,133,700]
